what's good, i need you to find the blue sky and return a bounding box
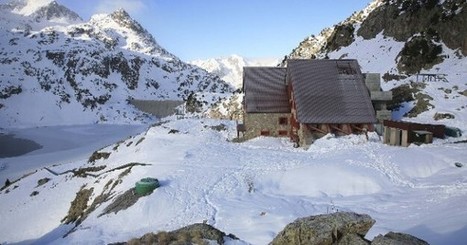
[61,0,372,61]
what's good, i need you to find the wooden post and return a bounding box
[389,128,401,146]
[383,126,390,144]
[401,130,409,147]
[425,132,433,143]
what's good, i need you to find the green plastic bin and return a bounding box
[135,177,160,195]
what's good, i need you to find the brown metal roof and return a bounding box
[287,59,377,124]
[243,67,290,113]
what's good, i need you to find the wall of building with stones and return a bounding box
[243,113,291,140]
[297,123,313,147]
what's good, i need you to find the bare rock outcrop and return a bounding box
[270,212,375,245]
[372,232,429,245]
[117,223,238,245]
[118,212,430,245]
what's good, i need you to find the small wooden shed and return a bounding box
[383,120,445,146]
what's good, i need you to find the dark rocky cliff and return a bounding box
[285,0,466,75]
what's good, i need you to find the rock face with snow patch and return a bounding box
[358,0,466,55]
[0,0,233,127]
[285,0,466,74]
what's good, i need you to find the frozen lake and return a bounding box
[0,124,147,184]
[0,133,43,158]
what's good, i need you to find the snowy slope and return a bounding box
[327,33,467,129]
[0,119,466,244]
[190,55,279,90]
[0,0,233,128]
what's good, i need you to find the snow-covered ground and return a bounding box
[1,118,466,244]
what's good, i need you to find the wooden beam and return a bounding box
[329,124,351,135]
[350,124,373,132]
[350,124,365,132]
[306,124,328,134]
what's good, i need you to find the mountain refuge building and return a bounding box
[241,59,391,147]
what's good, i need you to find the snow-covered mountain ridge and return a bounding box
[0,0,233,127]
[190,55,279,90]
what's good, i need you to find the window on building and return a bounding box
[278,117,288,125]
[260,130,270,136]
[278,130,288,136]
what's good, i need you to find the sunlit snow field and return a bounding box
[1,119,466,244]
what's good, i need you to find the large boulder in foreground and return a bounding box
[270,212,375,245]
[122,223,239,245]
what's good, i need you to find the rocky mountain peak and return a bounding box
[6,0,48,15]
[110,8,136,27]
[108,8,149,41]
[86,8,172,57]
[1,0,82,25]
[31,0,82,23]
[111,8,130,19]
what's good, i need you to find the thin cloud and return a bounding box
[94,0,145,15]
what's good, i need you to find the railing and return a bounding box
[416,73,449,83]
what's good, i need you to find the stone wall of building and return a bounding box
[243,113,291,140]
[297,123,312,147]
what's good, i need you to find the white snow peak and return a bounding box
[11,0,54,16]
[190,55,279,89]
